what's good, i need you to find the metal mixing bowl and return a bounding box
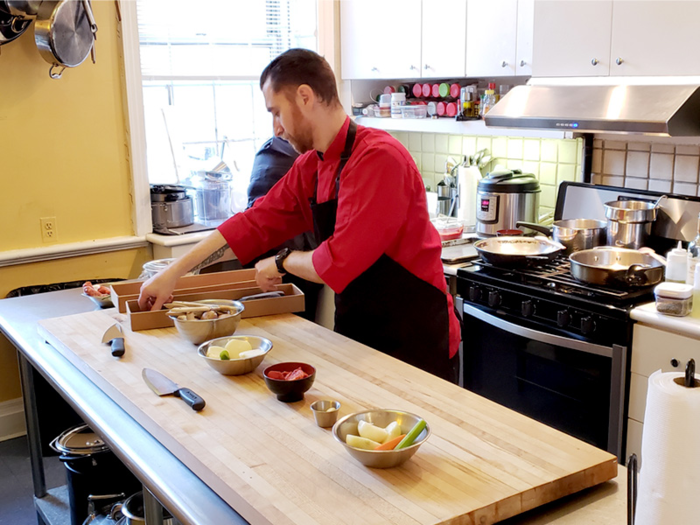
[332,409,430,469]
[198,335,272,376]
[168,301,244,345]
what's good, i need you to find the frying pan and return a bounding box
[34,0,97,79]
[474,236,565,267]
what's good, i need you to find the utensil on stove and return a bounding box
[517,219,607,255]
[474,236,565,267]
[569,247,665,288]
[142,368,205,411]
[101,323,125,358]
[34,0,97,79]
[604,195,667,249]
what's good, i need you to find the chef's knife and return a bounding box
[101,323,125,357]
[142,368,206,411]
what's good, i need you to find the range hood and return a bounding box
[484,84,700,136]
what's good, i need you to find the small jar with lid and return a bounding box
[654,282,693,317]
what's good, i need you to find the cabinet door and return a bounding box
[532,0,613,77]
[516,0,534,75]
[422,0,466,78]
[466,0,518,77]
[611,1,700,76]
[340,0,421,80]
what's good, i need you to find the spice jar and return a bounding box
[654,282,693,317]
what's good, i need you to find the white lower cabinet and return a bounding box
[627,323,698,465]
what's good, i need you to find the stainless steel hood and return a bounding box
[484,84,700,136]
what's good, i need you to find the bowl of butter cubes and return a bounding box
[197,335,272,375]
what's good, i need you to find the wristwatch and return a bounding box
[275,247,292,274]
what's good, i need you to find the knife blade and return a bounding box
[101,323,125,357]
[142,368,206,411]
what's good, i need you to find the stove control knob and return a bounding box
[557,309,571,327]
[488,290,501,308]
[521,300,535,318]
[468,286,481,302]
[581,316,596,335]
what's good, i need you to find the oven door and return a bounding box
[462,302,626,460]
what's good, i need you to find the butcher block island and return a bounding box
[37,310,616,525]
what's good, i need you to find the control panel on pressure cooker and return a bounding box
[477,195,498,222]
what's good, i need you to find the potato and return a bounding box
[201,310,218,320]
[346,434,381,450]
[358,420,388,444]
[238,349,265,359]
[206,345,228,358]
[225,338,253,357]
[384,421,402,442]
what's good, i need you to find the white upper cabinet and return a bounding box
[610,1,700,76]
[516,0,534,75]
[422,0,467,78]
[532,0,613,77]
[340,0,421,80]
[466,0,518,77]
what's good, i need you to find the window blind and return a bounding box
[136,0,317,79]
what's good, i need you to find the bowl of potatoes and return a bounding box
[167,300,244,345]
[197,335,272,375]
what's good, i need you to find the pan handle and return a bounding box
[49,64,65,79]
[626,264,650,286]
[82,0,98,35]
[516,221,552,237]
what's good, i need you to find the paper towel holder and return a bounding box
[627,453,637,525]
[685,359,697,388]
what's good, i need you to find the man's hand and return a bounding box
[138,270,178,312]
[255,256,283,291]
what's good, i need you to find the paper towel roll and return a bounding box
[457,166,481,226]
[635,370,700,524]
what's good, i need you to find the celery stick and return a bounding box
[395,419,426,450]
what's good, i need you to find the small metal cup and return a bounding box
[310,400,340,428]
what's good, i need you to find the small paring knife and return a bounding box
[101,323,125,357]
[142,368,206,411]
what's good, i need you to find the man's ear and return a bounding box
[297,84,315,107]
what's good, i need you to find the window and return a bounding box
[134,0,317,195]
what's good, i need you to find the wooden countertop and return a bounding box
[37,309,621,525]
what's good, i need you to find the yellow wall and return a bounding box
[0,3,146,402]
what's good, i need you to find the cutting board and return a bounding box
[38,310,617,525]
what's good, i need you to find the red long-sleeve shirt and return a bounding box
[219,118,460,358]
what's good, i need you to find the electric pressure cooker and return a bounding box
[150,185,194,233]
[476,169,541,238]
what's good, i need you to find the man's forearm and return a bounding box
[169,230,234,278]
[283,250,324,284]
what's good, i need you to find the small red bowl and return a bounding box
[263,362,316,402]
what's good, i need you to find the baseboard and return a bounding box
[0,398,26,442]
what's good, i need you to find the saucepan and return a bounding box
[517,219,608,255]
[474,236,565,267]
[569,247,665,288]
[604,195,667,249]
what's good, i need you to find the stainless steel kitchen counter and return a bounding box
[0,288,628,525]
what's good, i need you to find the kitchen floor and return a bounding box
[0,436,64,525]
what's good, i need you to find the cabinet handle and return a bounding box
[410,65,417,71]
[424,64,430,70]
[501,60,508,68]
[371,67,378,72]
[591,58,599,66]
[520,59,526,67]
[616,57,624,65]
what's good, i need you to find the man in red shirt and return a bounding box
[138,49,461,382]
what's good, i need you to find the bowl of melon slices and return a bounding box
[332,409,430,468]
[197,335,272,376]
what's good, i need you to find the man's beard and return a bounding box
[285,105,314,154]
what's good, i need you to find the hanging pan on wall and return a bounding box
[0,7,31,48]
[0,1,43,18]
[34,0,97,79]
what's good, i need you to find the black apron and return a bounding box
[309,121,454,381]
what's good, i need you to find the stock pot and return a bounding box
[604,196,666,249]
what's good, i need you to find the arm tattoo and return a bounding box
[189,246,227,272]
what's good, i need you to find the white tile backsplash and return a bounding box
[604,140,627,150]
[507,138,523,159]
[673,182,698,196]
[648,179,672,193]
[524,140,540,161]
[448,135,463,156]
[592,148,603,173]
[603,150,626,176]
[674,155,699,183]
[603,175,624,186]
[677,145,700,156]
[539,162,557,185]
[409,132,422,151]
[628,142,651,152]
[462,136,477,156]
[557,164,577,185]
[626,151,650,178]
[559,141,578,164]
[651,143,675,154]
[435,134,449,154]
[492,137,508,158]
[625,178,648,190]
[541,185,556,208]
[541,140,558,162]
[421,133,435,152]
[649,153,674,180]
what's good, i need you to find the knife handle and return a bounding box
[111,339,125,357]
[176,388,206,411]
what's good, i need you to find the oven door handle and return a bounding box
[463,304,613,358]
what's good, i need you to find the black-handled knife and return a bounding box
[142,368,206,411]
[101,323,125,357]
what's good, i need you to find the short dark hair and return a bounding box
[260,48,340,106]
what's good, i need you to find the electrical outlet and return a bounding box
[40,217,57,243]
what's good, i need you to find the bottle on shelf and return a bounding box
[480,86,497,117]
[665,241,688,284]
[687,213,700,285]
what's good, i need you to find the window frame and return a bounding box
[121,0,337,236]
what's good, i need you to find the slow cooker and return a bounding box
[150,185,194,233]
[476,169,540,238]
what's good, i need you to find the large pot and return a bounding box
[517,219,608,255]
[569,247,665,288]
[476,169,540,238]
[604,196,666,249]
[474,236,565,267]
[116,492,174,525]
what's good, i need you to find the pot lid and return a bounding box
[478,169,540,193]
[54,424,109,455]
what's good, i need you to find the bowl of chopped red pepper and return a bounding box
[262,362,316,402]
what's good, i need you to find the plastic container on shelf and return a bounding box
[399,105,428,119]
[654,282,693,317]
[390,92,406,118]
[378,93,391,117]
